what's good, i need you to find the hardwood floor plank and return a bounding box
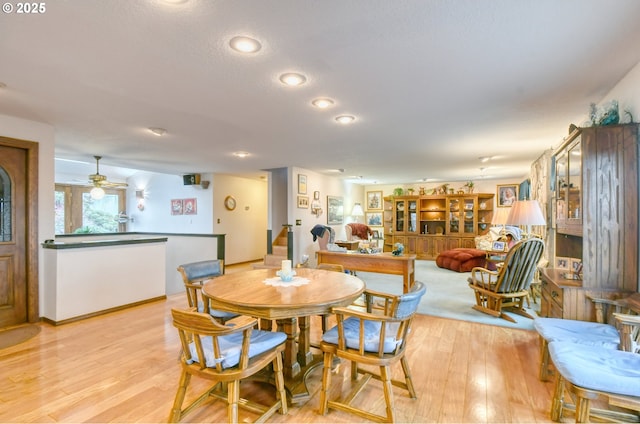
[0,276,556,423]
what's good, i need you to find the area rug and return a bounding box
[356,260,539,330]
[0,324,41,349]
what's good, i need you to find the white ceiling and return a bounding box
[2,0,640,185]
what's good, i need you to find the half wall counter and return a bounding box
[42,236,168,324]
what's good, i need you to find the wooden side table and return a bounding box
[334,240,360,250]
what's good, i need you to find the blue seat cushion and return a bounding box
[534,317,619,349]
[322,317,401,353]
[549,341,640,397]
[187,330,286,370]
[196,301,239,320]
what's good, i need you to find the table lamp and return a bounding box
[491,207,511,236]
[351,202,364,223]
[506,199,546,238]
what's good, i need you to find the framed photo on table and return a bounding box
[492,241,506,252]
[555,256,569,270]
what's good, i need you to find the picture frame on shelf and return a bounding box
[297,195,309,208]
[327,195,344,225]
[497,184,518,207]
[492,241,506,252]
[367,190,383,210]
[366,212,383,226]
[555,256,570,270]
[570,258,583,274]
[297,174,307,194]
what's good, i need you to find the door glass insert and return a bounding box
[0,166,11,242]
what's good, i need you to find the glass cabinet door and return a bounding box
[567,141,582,223]
[407,199,417,233]
[395,199,405,232]
[555,153,568,224]
[447,198,460,234]
[462,197,475,235]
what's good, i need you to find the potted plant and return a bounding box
[465,181,474,193]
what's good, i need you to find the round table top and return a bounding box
[202,268,365,320]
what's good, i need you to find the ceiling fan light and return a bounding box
[148,127,166,136]
[90,186,105,200]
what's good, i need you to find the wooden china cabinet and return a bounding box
[388,193,494,259]
[540,124,639,321]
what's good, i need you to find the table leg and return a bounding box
[297,316,314,366]
[277,317,301,379]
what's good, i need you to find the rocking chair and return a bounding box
[468,238,544,323]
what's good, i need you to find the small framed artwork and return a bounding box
[570,258,583,274]
[171,199,183,215]
[492,241,506,252]
[366,212,383,226]
[298,174,307,194]
[497,184,518,207]
[313,190,320,200]
[327,195,344,225]
[371,230,381,239]
[555,256,570,270]
[183,198,197,215]
[297,195,309,208]
[367,191,383,210]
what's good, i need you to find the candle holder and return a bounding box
[276,270,296,282]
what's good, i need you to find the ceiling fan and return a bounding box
[88,155,128,189]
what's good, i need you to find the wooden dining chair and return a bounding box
[318,281,426,423]
[177,260,239,324]
[169,308,288,424]
[549,313,640,422]
[467,238,544,323]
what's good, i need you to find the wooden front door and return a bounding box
[0,139,38,327]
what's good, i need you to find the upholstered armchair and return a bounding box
[345,222,373,241]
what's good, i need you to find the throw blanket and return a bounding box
[347,223,373,240]
[311,225,335,242]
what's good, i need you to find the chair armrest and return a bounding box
[216,315,258,335]
[588,295,636,324]
[332,306,399,323]
[468,267,499,286]
[360,288,400,314]
[613,313,640,353]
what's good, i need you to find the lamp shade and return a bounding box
[491,207,511,226]
[351,203,364,217]
[506,200,546,226]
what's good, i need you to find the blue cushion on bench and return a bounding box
[549,341,640,397]
[534,317,619,349]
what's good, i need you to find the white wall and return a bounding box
[213,174,268,265]
[127,171,214,233]
[291,167,364,267]
[598,61,640,124]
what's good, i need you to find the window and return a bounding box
[55,184,126,234]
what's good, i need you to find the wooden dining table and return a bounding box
[202,267,365,403]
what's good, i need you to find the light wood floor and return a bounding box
[0,262,558,423]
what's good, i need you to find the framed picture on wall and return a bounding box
[184,198,197,215]
[298,174,307,194]
[327,196,344,225]
[497,184,518,207]
[297,195,309,208]
[366,212,383,226]
[171,199,183,215]
[366,191,383,210]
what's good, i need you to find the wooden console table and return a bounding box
[316,250,416,293]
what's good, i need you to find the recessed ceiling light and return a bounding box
[335,115,355,124]
[279,73,307,86]
[311,98,334,109]
[233,151,250,158]
[148,127,166,136]
[229,36,261,53]
[479,156,491,163]
[162,0,188,4]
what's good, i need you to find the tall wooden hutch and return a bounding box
[540,124,639,321]
[384,193,494,259]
